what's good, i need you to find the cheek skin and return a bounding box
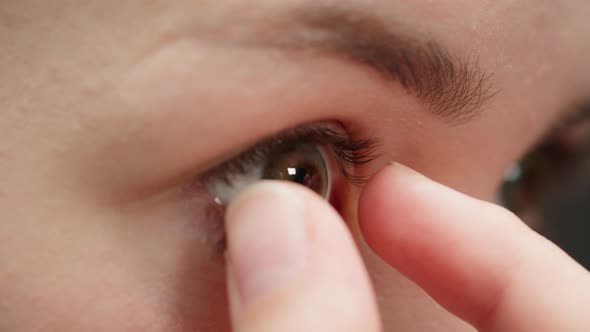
[0,190,232,332]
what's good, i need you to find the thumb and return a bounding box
[225,181,381,332]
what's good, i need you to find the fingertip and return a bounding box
[358,163,430,255]
[358,162,507,325]
[225,181,308,307]
[226,181,303,226]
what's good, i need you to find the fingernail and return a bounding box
[226,182,308,305]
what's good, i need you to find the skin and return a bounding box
[0,1,589,331]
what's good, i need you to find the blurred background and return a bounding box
[501,104,590,269]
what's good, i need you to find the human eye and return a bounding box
[194,121,379,226]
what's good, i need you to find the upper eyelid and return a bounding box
[197,121,381,187]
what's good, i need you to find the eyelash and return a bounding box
[200,122,381,188]
[192,122,380,253]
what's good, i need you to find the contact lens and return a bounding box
[204,143,332,207]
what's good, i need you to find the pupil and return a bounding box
[286,167,311,184]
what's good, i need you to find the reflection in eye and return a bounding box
[200,122,379,208]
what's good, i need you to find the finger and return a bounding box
[359,163,590,332]
[226,181,381,332]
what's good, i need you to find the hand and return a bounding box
[224,163,590,332]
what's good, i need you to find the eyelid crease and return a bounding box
[197,121,381,189]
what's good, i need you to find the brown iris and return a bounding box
[262,143,330,198]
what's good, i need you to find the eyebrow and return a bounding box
[236,6,497,121]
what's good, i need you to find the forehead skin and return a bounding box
[0,1,589,332]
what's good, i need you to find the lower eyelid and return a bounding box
[203,164,264,208]
[185,189,228,256]
[327,168,355,220]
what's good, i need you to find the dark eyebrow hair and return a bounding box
[254,6,497,121]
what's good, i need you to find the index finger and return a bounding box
[359,163,590,332]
